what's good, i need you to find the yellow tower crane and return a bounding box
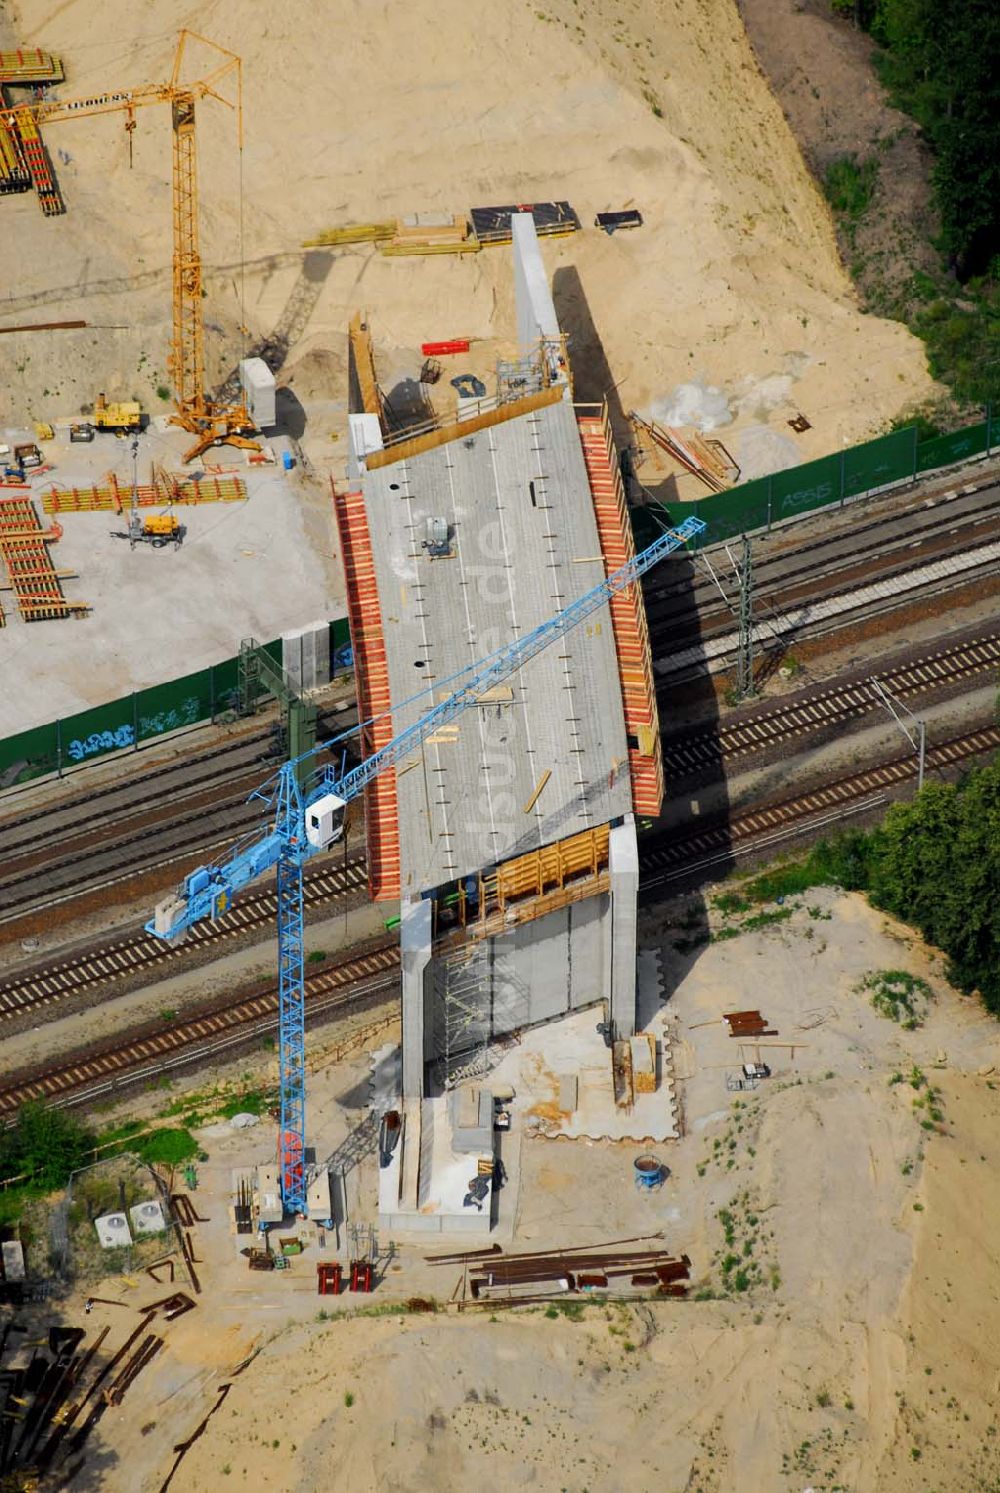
[3,31,259,463]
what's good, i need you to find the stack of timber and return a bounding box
[629,410,739,494]
[302,220,396,248]
[0,493,84,621]
[470,200,580,245]
[306,202,581,257]
[0,1296,175,1486]
[41,472,246,514]
[380,213,481,256]
[304,214,481,255]
[0,48,64,201]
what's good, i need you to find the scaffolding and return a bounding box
[577,404,664,815]
[330,482,401,899]
[237,636,317,781]
[433,943,492,1090]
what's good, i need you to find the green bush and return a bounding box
[823,155,879,235]
[0,1102,93,1192]
[737,755,1000,1017]
[860,969,934,1027]
[911,282,1000,407]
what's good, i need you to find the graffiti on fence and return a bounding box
[138,696,202,741]
[65,724,135,762]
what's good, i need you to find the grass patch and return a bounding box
[129,1127,198,1166]
[823,155,879,239]
[713,891,750,916]
[740,906,794,934]
[218,1088,271,1120]
[859,969,933,1028]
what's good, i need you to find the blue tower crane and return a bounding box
[147,513,705,1212]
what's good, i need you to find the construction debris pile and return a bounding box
[430,1236,692,1307]
[0,1290,195,1486]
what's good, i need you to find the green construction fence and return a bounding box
[0,618,352,791]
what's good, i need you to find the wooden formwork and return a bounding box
[0,48,64,83]
[491,823,610,909]
[0,493,85,621]
[576,405,664,816]
[331,481,401,900]
[41,473,246,513]
[6,109,62,215]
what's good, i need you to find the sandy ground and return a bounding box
[0,0,942,749]
[37,886,1000,1492]
[2,0,935,473]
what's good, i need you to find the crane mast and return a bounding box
[148,513,706,1212]
[170,92,205,422]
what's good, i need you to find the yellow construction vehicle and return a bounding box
[93,393,143,432]
[33,421,54,441]
[111,512,183,548]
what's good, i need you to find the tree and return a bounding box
[0,1102,93,1191]
[865,762,1000,1012]
[849,0,1000,277]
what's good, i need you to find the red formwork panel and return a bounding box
[331,482,401,900]
[420,339,470,356]
[576,411,664,817]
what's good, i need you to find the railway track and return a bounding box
[0,726,281,857]
[2,722,998,1120]
[661,626,1000,778]
[0,703,361,923]
[0,939,401,1117]
[642,482,999,634]
[643,721,1000,890]
[2,488,993,922]
[0,855,370,1023]
[0,786,267,924]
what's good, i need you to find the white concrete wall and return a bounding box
[512,213,561,353]
[490,892,611,1033]
[281,619,331,691]
[347,412,384,479]
[422,889,613,1087]
[401,896,433,1098]
[609,816,639,1039]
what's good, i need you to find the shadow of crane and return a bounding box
[214,249,333,404]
